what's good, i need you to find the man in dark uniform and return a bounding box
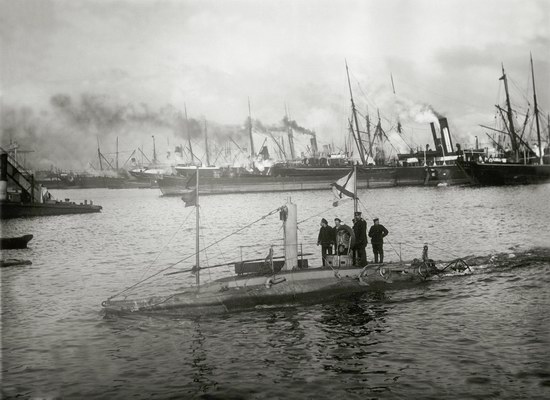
[352,211,367,267]
[317,218,334,266]
[368,217,389,263]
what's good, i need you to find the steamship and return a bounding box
[157,116,484,196]
[459,60,550,186]
[271,63,484,187]
[272,117,485,187]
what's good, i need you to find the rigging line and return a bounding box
[509,76,531,105]
[203,234,214,283]
[107,206,283,300]
[297,203,341,225]
[356,199,432,257]
[356,198,403,259]
[355,107,418,153]
[384,240,405,260]
[201,208,234,280]
[138,207,195,281]
[399,239,461,259]
[349,70,384,115]
[426,242,462,259]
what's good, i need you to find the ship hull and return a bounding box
[159,172,398,196]
[0,200,102,219]
[102,262,446,317]
[273,163,471,186]
[394,165,470,186]
[461,161,550,186]
[159,164,471,196]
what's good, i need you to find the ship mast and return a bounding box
[530,53,543,165]
[184,104,195,165]
[353,163,358,213]
[195,166,200,287]
[248,98,256,159]
[365,111,373,160]
[345,61,366,165]
[500,64,519,159]
[97,137,103,171]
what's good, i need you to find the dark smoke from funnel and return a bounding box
[1,94,203,170]
[251,119,286,135]
[1,94,319,170]
[282,116,315,136]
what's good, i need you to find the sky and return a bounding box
[1,0,549,169]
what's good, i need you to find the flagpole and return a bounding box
[354,163,358,213]
[195,166,200,288]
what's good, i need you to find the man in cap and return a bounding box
[352,211,368,267]
[368,217,389,263]
[317,218,334,266]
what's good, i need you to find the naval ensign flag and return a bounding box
[330,169,357,207]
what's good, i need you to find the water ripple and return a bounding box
[2,186,550,399]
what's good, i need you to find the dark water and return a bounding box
[2,184,550,399]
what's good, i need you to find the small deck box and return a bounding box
[325,255,353,268]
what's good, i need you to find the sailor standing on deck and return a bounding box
[317,218,334,266]
[352,211,368,267]
[368,217,389,263]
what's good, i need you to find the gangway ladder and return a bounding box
[0,147,43,203]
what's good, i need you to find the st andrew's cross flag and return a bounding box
[330,169,357,207]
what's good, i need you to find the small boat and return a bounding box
[0,234,33,249]
[102,167,471,316]
[0,259,32,268]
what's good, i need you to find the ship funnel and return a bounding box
[280,201,298,270]
[310,135,318,157]
[438,118,454,155]
[430,122,441,150]
[0,153,7,201]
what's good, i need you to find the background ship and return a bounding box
[460,57,550,186]
[269,63,486,188]
[0,150,102,219]
[159,65,486,196]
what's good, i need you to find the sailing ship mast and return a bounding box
[97,137,103,171]
[184,104,195,165]
[365,112,373,160]
[248,98,256,159]
[500,64,519,160]
[345,61,366,165]
[530,53,543,165]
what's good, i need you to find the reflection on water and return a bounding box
[191,320,216,393]
[2,186,550,399]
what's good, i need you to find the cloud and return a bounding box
[1,0,549,169]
